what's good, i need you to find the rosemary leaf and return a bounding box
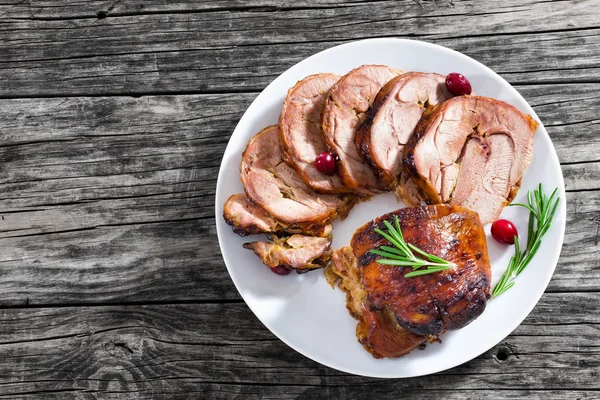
[492,184,560,298]
[404,265,452,277]
[377,259,429,266]
[368,215,455,278]
[369,249,411,260]
[379,246,407,256]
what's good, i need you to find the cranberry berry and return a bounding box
[315,151,336,176]
[445,73,472,96]
[270,265,292,275]
[491,219,519,245]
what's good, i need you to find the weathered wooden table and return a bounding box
[0,1,598,398]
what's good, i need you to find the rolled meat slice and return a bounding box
[279,73,349,193]
[243,234,332,272]
[356,72,453,189]
[241,125,352,228]
[224,193,285,236]
[321,65,401,194]
[395,170,424,207]
[223,193,332,237]
[404,96,538,224]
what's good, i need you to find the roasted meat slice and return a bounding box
[240,126,354,228]
[329,247,427,358]
[223,193,332,237]
[395,170,424,207]
[279,73,350,193]
[404,96,538,224]
[352,205,491,337]
[244,234,332,272]
[356,72,453,188]
[321,65,401,194]
[223,193,286,236]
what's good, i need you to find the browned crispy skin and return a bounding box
[331,247,426,358]
[351,204,491,337]
[358,307,428,359]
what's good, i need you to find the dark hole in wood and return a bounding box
[496,348,509,361]
[97,10,108,19]
[113,342,133,354]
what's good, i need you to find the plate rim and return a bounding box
[214,37,567,378]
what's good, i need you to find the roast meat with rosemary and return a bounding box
[326,204,491,358]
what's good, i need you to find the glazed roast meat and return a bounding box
[329,205,491,357]
[223,193,332,237]
[405,96,538,224]
[240,125,353,229]
[279,73,350,193]
[321,65,401,194]
[356,72,453,189]
[244,234,332,272]
[354,205,491,335]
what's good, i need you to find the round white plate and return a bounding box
[215,38,566,378]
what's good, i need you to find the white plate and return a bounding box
[215,38,566,378]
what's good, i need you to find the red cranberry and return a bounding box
[491,219,519,245]
[445,73,472,96]
[315,151,336,176]
[270,265,292,275]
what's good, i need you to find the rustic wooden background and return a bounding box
[0,0,598,398]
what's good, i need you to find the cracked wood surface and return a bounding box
[0,294,599,399]
[0,0,598,398]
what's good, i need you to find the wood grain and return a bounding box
[0,1,598,97]
[0,293,598,399]
[0,0,598,397]
[0,93,596,305]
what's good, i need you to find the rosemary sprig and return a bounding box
[492,184,560,298]
[369,216,456,278]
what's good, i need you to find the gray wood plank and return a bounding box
[0,90,595,183]
[0,0,379,19]
[0,293,597,398]
[0,93,595,305]
[0,1,598,97]
[0,187,594,304]
[0,0,596,398]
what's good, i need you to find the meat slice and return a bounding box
[356,72,453,188]
[351,205,491,339]
[405,96,538,224]
[223,193,332,237]
[279,73,349,193]
[329,247,428,358]
[243,234,332,272]
[321,65,401,193]
[240,126,354,228]
[223,193,286,236]
[394,170,424,207]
